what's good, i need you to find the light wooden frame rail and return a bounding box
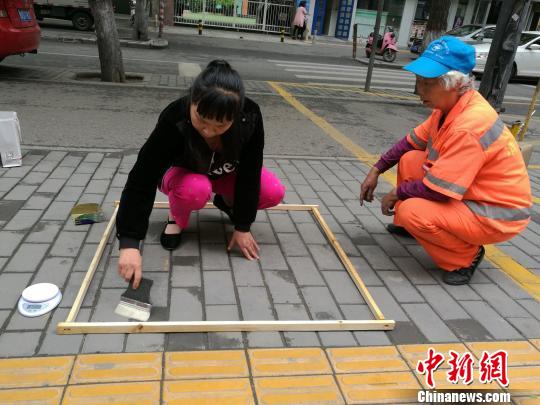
[57,202,395,334]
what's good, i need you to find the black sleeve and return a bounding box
[115,115,181,247]
[233,107,264,232]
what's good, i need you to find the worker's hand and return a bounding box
[118,248,143,288]
[381,188,399,216]
[360,167,381,205]
[228,230,260,260]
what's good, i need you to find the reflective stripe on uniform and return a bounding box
[427,139,439,161]
[409,129,427,150]
[464,200,531,221]
[425,172,467,195]
[479,119,505,150]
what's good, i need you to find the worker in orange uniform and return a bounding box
[360,36,532,285]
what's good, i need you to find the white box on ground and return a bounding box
[0,112,23,168]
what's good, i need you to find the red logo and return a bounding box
[446,350,474,385]
[416,348,445,389]
[479,350,509,387]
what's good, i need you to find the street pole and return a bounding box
[478,0,532,111]
[158,0,164,38]
[352,23,357,59]
[518,77,540,141]
[364,0,384,92]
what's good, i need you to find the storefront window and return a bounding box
[355,0,405,39]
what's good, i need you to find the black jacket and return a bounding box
[116,95,264,249]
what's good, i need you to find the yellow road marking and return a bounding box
[254,375,344,404]
[466,341,540,367]
[397,343,470,370]
[327,346,409,373]
[336,372,420,403]
[249,348,332,377]
[529,165,540,169]
[165,350,249,380]
[269,81,540,300]
[163,378,254,404]
[0,356,73,389]
[0,387,63,404]
[533,196,540,205]
[69,352,162,385]
[63,381,160,404]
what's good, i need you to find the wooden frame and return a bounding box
[57,202,395,334]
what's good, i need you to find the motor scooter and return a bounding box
[365,27,398,62]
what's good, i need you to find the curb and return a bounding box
[40,33,168,49]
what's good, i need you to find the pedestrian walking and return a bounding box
[116,60,286,288]
[360,36,532,285]
[292,0,308,40]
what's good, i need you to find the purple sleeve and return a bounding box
[397,180,449,202]
[374,137,416,173]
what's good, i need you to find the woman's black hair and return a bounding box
[299,1,306,7]
[190,60,245,122]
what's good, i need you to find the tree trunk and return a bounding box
[133,0,149,41]
[421,0,450,51]
[89,0,125,83]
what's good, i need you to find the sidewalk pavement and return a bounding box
[1,69,540,403]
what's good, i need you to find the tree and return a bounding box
[479,0,532,111]
[89,0,126,82]
[421,0,450,51]
[133,0,149,41]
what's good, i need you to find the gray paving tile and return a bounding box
[445,319,493,341]
[238,286,274,320]
[259,245,288,270]
[277,233,309,256]
[461,301,523,340]
[231,257,264,287]
[498,245,540,268]
[387,321,429,345]
[4,243,49,273]
[82,334,125,354]
[7,310,51,331]
[378,271,424,303]
[368,287,409,322]
[204,271,236,305]
[297,223,326,244]
[42,201,74,221]
[286,256,325,286]
[0,200,24,221]
[268,212,296,233]
[0,273,32,309]
[483,269,534,300]
[0,332,42,357]
[301,286,342,320]
[372,234,410,257]
[506,317,540,338]
[199,221,226,243]
[3,185,37,200]
[419,285,470,320]
[142,244,171,272]
[38,308,90,355]
[394,257,438,284]
[206,305,243,349]
[23,194,54,210]
[170,288,203,321]
[251,222,277,244]
[264,270,301,304]
[56,186,85,202]
[125,334,166,352]
[357,245,398,270]
[322,271,364,304]
[37,178,66,194]
[470,284,530,318]
[308,245,343,270]
[349,256,383,286]
[25,221,62,243]
[201,244,230,271]
[246,332,284,348]
[0,310,10,329]
[402,303,458,343]
[32,257,73,287]
[517,299,540,320]
[50,231,86,257]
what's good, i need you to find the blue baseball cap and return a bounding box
[404,36,476,78]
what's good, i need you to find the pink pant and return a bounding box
[160,167,286,228]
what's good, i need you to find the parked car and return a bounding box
[473,31,540,78]
[33,0,93,31]
[0,0,41,63]
[409,24,496,54]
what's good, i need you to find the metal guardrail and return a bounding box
[174,0,294,33]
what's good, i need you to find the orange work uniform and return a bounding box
[394,90,532,271]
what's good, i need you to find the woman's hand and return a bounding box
[228,230,260,260]
[381,188,399,216]
[360,166,380,205]
[118,248,143,288]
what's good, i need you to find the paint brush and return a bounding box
[114,277,153,322]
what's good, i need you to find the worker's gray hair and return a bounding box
[439,70,475,94]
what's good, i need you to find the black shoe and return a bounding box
[213,194,234,222]
[160,219,182,250]
[443,246,485,285]
[386,223,413,238]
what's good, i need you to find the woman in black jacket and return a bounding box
[116,60,286,288]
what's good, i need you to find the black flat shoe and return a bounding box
[386,223,413,238]
[213,194,234,222]
[160,219,182,250]
[443,246,485,285]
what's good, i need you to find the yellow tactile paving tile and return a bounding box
[327,346,408,374]
[63,381,160,404]
[0,387,63,404]
[466,341,540,366]
[163,378,254,404]
[512,396,540,404]
[255,375,344,404]
[507,366,540,394]
[248,348,332,377]
[0,356,74,389]
[397,343,469,370]
[336,371,420,404]
[418,369,502,390]
[165,350,249,380]
[529,339,540,351]
[69,352,162,385]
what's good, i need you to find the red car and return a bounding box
[0,0,40,62]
